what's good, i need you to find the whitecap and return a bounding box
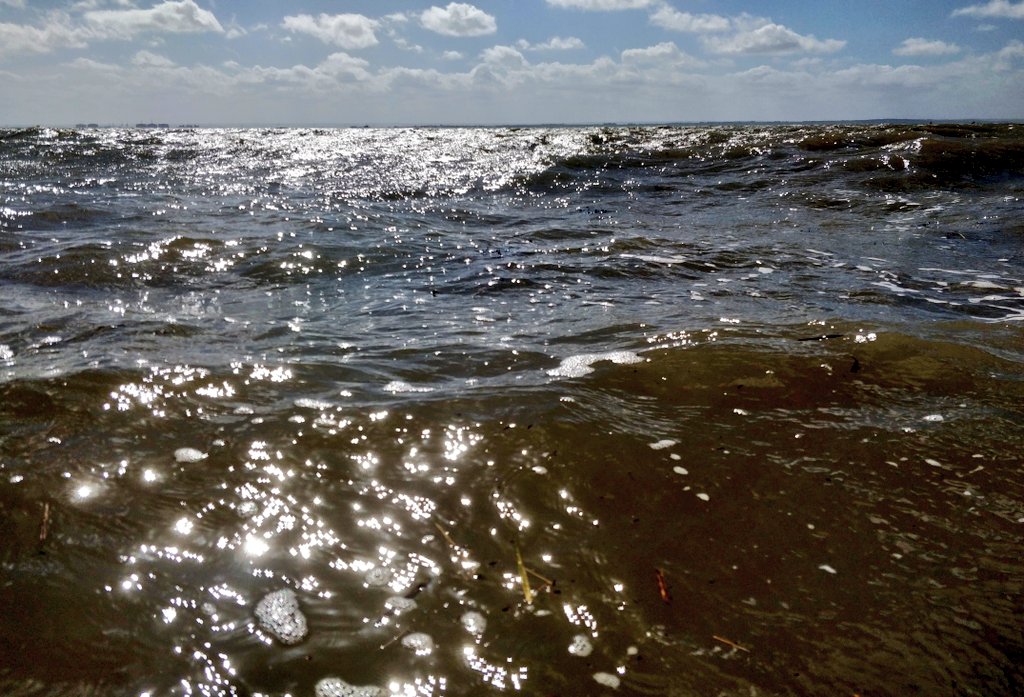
[383,381,434,394]
[547,351,642,378]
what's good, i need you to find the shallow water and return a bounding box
[1,124,1023,696]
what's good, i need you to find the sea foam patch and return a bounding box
[315,677,385,697]
[174,447,207,463]
[255,589,308,645]
[547,351,643,378]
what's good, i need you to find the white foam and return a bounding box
[401,632,435,656]
[593,672,621,689]
[315,677,386,697]
[383,381,434,394]
[255,589,307,645]
[173,447,207,463]
[547,351,642,378]
[649,439,676,450]
[460,611,487,635]
[364,567,392,587]
[569,634,594,657]
[0,345,12,361]
[385,596,417,615]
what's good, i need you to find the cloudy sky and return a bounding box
[1,0,1023,125]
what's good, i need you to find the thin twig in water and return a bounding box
[434,522,457,549]
[38,502,51,545]
[514,542,533,604]
[655,568,672,604]
[526,567,554,587]
[379,629,410,650]
[713,635,750,653]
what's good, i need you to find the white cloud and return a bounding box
[481,45,528,68]
[316,52,373,81]
[132,49,175,67]
[516,36,585,51]
[995,38,1024,67]
[893,38,961,56]
[69,0,134,10]
[0,14,88,57]
[705,23,845,55]
[281,13,378,50]
[621,41,701,67]
[649,5,730,33]
[420,3,496,37]
[546,0,656,9]
[442,50,464,60]
[0,0,26,9]
[84,0,223,38]
[952,1,1024,19]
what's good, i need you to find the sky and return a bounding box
[1,0,1023,125]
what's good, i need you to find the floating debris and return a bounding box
[515,542,533,604]
[255,589,308,645]
[818,564,838,575]
[38,502,51,546]
[315,677,386,697]
[655,568,672,604]
[649,439,677,450]
[713,635,750,653]
[174,447,207,463]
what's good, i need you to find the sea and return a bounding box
[1,123,1023,697]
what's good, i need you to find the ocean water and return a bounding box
[1,123,1023,696]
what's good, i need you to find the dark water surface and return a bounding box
[1,124,1023,696]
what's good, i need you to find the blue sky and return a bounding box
[1,0,1022,125]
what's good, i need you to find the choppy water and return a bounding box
[1,123,1023,697]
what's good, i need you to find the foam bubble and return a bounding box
[315,677,386,697]
[460,611,487,635]
[385,596,417,615]
[364,567,392,587]
[569,634,594,657]
[255,589,308,645]
[649,439,677,450]
[401,632,435,656]
[593,672,621,689]
[174,447,207,463]
[383,381,433,394]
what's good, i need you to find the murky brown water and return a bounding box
[2,125,1023,696]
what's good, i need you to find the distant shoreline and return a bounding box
[4,118,1023,130]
